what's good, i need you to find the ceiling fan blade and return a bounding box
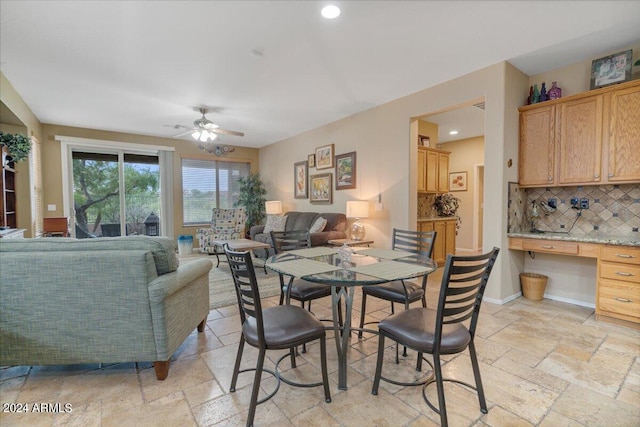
[212,128,245,137]
[172,129,196,138]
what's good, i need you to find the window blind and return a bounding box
[181,158,250,225]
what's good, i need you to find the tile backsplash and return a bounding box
[508,184,640,236]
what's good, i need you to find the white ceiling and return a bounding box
[1,1,639,149]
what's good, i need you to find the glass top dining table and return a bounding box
[266,246,437,390]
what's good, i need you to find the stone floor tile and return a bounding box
[102,393,196,427]
[290,404,341,427]
[139,356,213,403]
[538,410,584,427]
[552,383,640,426]
[481,404,534,427]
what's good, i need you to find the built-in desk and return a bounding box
[0,228,25,239]
[509,232,639,328]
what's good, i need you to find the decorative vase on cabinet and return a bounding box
[548,81,562,100]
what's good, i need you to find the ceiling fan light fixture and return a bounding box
[192,130,201,140]
[199,131,210,142]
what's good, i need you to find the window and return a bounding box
[182,158,250,225]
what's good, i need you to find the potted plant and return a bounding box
[0,132,31,163]
[433,193,460,217]
[235,173,267,236]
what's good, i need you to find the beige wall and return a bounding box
[39,124,260,239]
[260,61,527,302]
[443,136,484,251]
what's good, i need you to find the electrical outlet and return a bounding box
[570,197,579,207]
[548,198,557,209]
[580,198,589,209]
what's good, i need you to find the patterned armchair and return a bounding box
[196,208,247,266]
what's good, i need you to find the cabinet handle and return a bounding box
[615,272,634,277]
[614,297,632,303]
[615,254,634,259]
[548,176,552,181]
[594,174,599,179]
[542,245,554,249]
[609,173,614,177]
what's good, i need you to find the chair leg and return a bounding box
[246,349,266,427]
[289,348,297,368]
[301,300,308,354]
[319,335,331,403]
[469,341,488,413]
[230,336,245,392]
[416,352,423,372]
[433,355,448,427]
[371,333,386,395]
[358,293,367,338]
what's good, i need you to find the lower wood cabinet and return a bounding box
[509,237,639,327]
[418,218,456,266]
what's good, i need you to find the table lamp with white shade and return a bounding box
[265,201,283,215]
[346,200,369,240]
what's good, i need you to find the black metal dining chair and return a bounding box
[371,247,500,427]
[225,246,331,427]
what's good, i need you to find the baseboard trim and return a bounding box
[483,292,521,305]
[483,292,595,309]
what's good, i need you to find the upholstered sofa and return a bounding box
[0,236,212,380]
[250,211,347,254]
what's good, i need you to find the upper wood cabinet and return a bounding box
[418,147,450,193]
[602,84,640,182]
[519,105,555,186]
[518,80,640,187]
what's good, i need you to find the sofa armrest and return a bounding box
[148,258,212,302]
[250,224,266,240]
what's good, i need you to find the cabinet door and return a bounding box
[519,106,555,186]
[425,150,438,193]
[445,219,456,258]
[437,152,449,192]
[603,85,640,183]
[417,148,426,192]
[433,221,446,266]
[557,95,603,184]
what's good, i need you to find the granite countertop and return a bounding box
[508,232,640,247]
[417,216,458,222]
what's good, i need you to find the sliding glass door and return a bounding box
[71,150,160,238]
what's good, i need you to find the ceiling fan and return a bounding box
[166,108,244,142]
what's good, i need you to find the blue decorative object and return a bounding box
[178,235,194,255]
[539,82,548,102]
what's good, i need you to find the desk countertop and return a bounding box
[508,232,639,247]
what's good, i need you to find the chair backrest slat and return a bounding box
[270,230,311,253]
[225,246,265,342]
[392,228,436,258]
[435,248,500,340]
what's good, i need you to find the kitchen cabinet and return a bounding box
[508,236,639,327]
[518,80,640,187]
[418,147,449,193]
[602,84,640,182]
[418,218,456,266]
[519,105,555,186]
[597,245,640,324]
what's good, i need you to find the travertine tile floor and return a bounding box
[2,267,639,427]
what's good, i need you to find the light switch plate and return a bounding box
[375,203,383,211]
[47,204,56,211]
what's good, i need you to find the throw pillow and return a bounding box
[263,215,288,234]
[309,216,327,233]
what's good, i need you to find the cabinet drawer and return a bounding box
[600,246,640,265]
[598,279,640,320]
[522,240,579,255]
[600,261,640,283]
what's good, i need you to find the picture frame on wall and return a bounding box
[294,160,308,199]
[335,151,356,190]
[418,135,430,147]
[309,173,332,204]
[315,144,334,169]
[307,153,315,168]
[590,49,633,89]
[449,171,467,191]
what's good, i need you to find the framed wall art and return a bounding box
[315,144,334,170]
[335,151,356,190]
[418,135,430,147]
[307,153,315,168]
[309,173,332,204]
[590,49,632,89]
[449,171,467,191]
[294,160,308,199]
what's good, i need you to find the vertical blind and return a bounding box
[181,158,250,225]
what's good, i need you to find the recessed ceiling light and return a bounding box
[449,130,459,135]
[321,5,341,19]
